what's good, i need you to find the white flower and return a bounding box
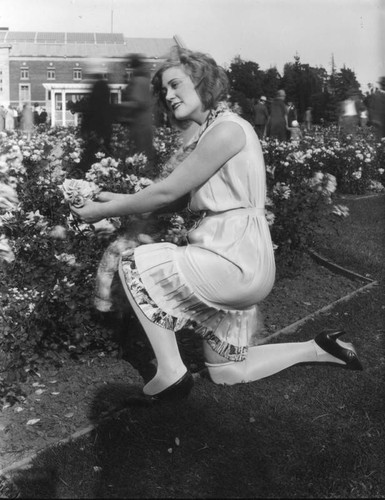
[368,180,384,193]
[352,170,362,180]
[25,210,43,224]
[0,182,19,209]
[323,173,337,195]
[49,225,67,240]
[309,171,324,190]
[60,178,100,207]
[0,160,8,174]
[0,235,15,263]
[91,218,119,238]
[55,253,78,266]
[332,204,350,217]
[0,211,15,227]
[265,210,275,226]
[273,182,291,199]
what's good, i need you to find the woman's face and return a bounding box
[161,66,207,124]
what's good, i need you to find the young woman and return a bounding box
[71,47,362,401]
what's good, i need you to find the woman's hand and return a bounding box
[70,199,107,224]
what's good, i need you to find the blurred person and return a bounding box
[80,62,113,169]
[120,54,155,166]
[71,47,362,402]
[304,107,313,132]
[33,103,41,126]
[286,101,297,139]
[339,91,359,137]
[20,103,34,139]
[359,105,368,128]
[287,119,303,144]
[364,89,375,126]
[253,95,269,140]
[5,105,14,131]
[39,107,48,125]
[0,105,6,131]
[371,77,385,140]
[12,106,19,128]
[267,89,288,141]
[287,101,297,127]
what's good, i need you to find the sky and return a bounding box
[1,0,383,91]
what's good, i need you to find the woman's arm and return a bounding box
[71,121,246,223]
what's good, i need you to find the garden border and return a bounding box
[0,252,380,478]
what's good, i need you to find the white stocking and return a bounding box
[205,339,347,385]
[119,266,187,396]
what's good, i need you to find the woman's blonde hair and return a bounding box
[152,46,230,112]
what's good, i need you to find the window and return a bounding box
[47,69,56,80]
[73,69,82,80]
[125,69,133,82]
[19,84,31,102]
[20,68,29,79]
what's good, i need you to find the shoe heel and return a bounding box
[150,372,194,402]
[328,330,346,340]
[315,330,363,371]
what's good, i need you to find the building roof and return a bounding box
[0,30,180,59]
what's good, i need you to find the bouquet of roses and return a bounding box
[60,178,101,208]
[60,178,121,237]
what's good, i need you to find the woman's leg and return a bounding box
[204,333,361,385]
[118,266,187,396]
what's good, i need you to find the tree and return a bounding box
[261,66,281,100]
[226,56,265,122]
[332,66,361,102]
[226,56,282,122]
[282,54,327,123]
[227,56,264,99]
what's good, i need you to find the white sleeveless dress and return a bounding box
[119,111,276,361]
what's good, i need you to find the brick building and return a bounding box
[0,29,182,126]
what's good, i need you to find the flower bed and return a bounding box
[0,122,384,404]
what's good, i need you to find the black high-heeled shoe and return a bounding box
[148,371,194,402]
[314,330,363,370]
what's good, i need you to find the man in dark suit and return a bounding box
[253,96,269,140]
[371,77,385,140]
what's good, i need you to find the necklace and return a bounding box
[183,101,233,152]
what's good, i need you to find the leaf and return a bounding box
[65,412,74,418]
[26,418,40,426]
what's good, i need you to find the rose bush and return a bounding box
[0,123,383,402]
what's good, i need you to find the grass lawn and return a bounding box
[3,195,385,499]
